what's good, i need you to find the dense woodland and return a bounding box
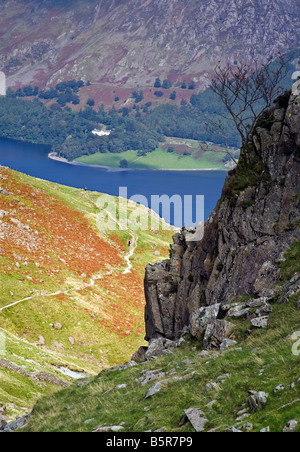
[0,55,296,160]
[0,82,241,160]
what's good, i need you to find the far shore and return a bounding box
[48,152,231,172]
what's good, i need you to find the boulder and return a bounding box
[190,303,220,338]
[2,415,29,432]
[184,408,207,432]
[144,337,176,361]
[219,339,238,350]
[283,420,298,432]
[250,317,269,329]
[0,415,7,430]
[145,382,162,399]
[203,320,235,350]
[131,346,148,363]
[248,391,268,412]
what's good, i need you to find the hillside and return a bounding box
[0,166,174,422]
[12,78,300,435]
[1,0,299,96]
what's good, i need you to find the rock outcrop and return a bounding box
[144,85,300,343]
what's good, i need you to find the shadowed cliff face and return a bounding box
[0,0,299,89]
[144,87,300,341]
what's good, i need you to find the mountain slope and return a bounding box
[1,0,299,92]
[19,254,300,433]
[16,82,300,435]
[0,165,174,421]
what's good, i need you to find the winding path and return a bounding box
[0,207,138,313]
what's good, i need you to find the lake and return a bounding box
[0,137,227,227]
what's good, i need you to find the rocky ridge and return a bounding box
[143,83,300,350]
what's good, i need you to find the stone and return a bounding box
[0,415,7,430]
[184,408,207,432]
[204,382,219,393]
[131,346,148,363]
[273,384,285,393]
[138,370,166,387]
[198,350,210,359]
[226,304,250,318]
[190,303,221,338]
[145,382,162,399]
[224,426,243,432]
[206,400,217,409]
[260,426,270,432]
[236,413,250,422]
[250,317,269,329]
[38,336,45,346]
[219,339,238,350]
[54,323,63,330]
[68,336,75,345]
[203,320,235,350]
[283,420,298,432]
[182,359,194,365]
[241,423,253,432]
[93,425,124,433]
[217,373,231,380]
[3,415,29,432]
[110,361,137,372]
[248,391,269,412]
[144,337,176,361]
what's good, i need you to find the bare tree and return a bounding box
[210,53,290,148]
[201,119,239,167]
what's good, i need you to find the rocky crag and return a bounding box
[143,84,300,353]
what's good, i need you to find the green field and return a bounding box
[75,139,239,170]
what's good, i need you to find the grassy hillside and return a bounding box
[0,166,175,420]
[22,277,300,433]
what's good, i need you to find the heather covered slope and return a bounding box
[1,0,299,92]
[0,166,174,421]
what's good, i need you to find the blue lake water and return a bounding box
[0,137,227,227]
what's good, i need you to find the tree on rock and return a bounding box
[211,53,290,147]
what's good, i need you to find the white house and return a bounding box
[0,71,6,96]
[92,129,111,137]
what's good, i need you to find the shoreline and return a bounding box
[48,152,231,172]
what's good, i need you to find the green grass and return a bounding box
[75,140,233,170]
[278,241,300,282]
[22,290,300,433]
